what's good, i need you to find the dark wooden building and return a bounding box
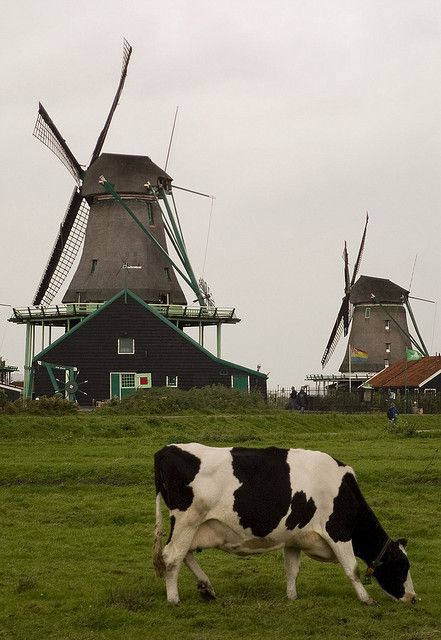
[31,290,267,405]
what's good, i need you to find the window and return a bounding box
[424,388,436,395]
[91,259,98,273]
[164,267,171,281]
[385,343,391,353]
[166,375,178,387]
[118,337,135,354]
[384,359,390,368]
[385,320,390,331]
[365,307,371,319]
[121,373,135,388]
[147,202,154,225]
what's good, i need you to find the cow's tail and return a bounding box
[153,491,166,577]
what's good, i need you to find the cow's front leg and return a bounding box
[284,547,301,600]
[327,540,375,605]
[184,552,216,600]
[163,524,198,605]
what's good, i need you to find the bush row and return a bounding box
[0,386,267,415]
[97,385,268,415]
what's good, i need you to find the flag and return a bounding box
[406,348,423,361]
[350,346,368,363]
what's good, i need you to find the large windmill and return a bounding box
[11,39,267,404]
[321,215,429,374]
[32,39,200,308]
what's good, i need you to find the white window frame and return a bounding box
[365,307,371,319]
[385,343,391,353]
[120,372,136,388]
[166,375,178,388]
[118,337,135,355]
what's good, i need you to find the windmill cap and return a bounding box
[351,275,409,304]
[82,153,172,196]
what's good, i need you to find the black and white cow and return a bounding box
[153,444,416,605]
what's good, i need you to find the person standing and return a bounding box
[289,387,298,410]
[298,387,308,413]
[387,402,399,423]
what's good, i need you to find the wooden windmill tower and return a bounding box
[321,215,429,375]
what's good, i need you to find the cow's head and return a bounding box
[373,539,416,603]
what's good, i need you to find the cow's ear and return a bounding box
[397,537,408,548]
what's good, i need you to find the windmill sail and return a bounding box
[90,39,132,164]
[350,212,369,286]
[33,103,84,186]
[321,298,346,368]
[33,190,90,306]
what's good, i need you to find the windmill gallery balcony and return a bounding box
[10,302,239,328]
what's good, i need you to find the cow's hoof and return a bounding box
[197,581,216,600]
[364,597,377,606]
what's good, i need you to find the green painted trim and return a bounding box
[32,289,267,380]
[157,187,204,306]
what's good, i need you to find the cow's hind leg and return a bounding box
[162,520,199,605]
[284,547,301,600]
[326,539,375,604]
[184,552,216,600]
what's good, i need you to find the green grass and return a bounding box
[0,412,440,640]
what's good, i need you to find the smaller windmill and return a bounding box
[321,214,429,374]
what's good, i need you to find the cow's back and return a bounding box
[155,444,355,533]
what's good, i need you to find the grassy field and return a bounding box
[0,411,439,640]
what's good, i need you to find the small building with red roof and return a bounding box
[362,356,441,394]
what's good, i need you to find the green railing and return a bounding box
[11,303,238,322]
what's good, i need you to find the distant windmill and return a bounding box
[321,215,428,374]
[33,39,202,308]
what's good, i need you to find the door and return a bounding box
[231,374,249,391]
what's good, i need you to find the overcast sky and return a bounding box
[1,0,440,389]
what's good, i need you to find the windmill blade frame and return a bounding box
[343,241,350,294]
[321,298,347,368]
[33,189,90,306]
[90,38,133,164]
[350,212,369,286]
[33,103,84,186]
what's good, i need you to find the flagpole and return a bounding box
[349,344,352,393]
[405,353,408,414]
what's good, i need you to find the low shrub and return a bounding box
[0,395,78,415]
[96,385,268,415]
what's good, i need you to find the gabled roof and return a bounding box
[364,356,441,389]
[33,289,267,379]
